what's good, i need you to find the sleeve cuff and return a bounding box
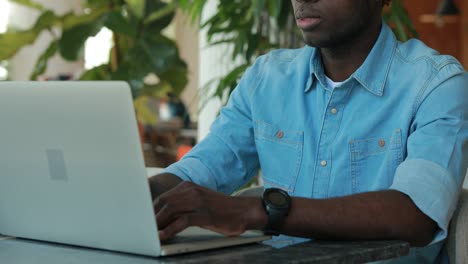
[161,157,219,191]
[390,159,460,244]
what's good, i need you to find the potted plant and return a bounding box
[0,0,188,126]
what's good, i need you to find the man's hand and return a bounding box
[154,181,267,241]
[148,173,183,200]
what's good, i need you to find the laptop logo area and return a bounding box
[46,148,68,181]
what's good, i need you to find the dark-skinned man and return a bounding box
[149,0,468,263]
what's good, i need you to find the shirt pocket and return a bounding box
[254,120,304,192]
[349,129,403,193]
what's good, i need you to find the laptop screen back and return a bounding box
[0,81,161,256]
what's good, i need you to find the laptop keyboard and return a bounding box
[162,235,224,245]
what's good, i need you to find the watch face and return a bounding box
[266,191,288,208]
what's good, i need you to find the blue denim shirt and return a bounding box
[163,23,468,263]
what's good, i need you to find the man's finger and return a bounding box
[153,182,199,212]
[156,196,198,229]
[158,215,191,241]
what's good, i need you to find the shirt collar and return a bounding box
[305,22,397,96]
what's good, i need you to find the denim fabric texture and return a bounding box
[163,22,468,263]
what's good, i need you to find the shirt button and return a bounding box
[330,108,338,115]
[320,160,327,167]
[379,139,385,147]
[276,131,284,139]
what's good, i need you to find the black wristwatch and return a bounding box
[262,188,291,236]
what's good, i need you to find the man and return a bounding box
[149,0,468,262]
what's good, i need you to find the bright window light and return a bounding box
[0,66,7,79]
[0,0,9,80]
[84,27,113,69]
[0,0,10,33]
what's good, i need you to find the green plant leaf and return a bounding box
[142,1,175,34]
[268,0,282,18]
[61,7,108,30]
[140,82,171,98]
[79,64,111,80]
[0,10,59,60]
[214,63,249,102]
[111,62,132,80]
[392,15,408,41]
[175,0,207,24]
[276,0,292,28]
[84,0,112,8]
[0,10,57,60]
[251,0,266,19]
[125,0,146,19]
[134,95,159,125]
[30,40,58,80]
[126,35,179,75]
[0,31,38,60]
[158,65,188,96]
[104,10,137,37]
[8,0,45,11]
[144,2,176,25]
[33,10,58,30]
[58,19,105,61]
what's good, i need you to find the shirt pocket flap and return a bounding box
[255,120,303,147]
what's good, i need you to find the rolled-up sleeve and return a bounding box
[163,58,268,195]
[390,66,468,243]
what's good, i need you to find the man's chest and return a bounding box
[250,85,412,198]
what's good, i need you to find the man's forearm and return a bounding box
[248,190,437,247]
[148,173,183,200]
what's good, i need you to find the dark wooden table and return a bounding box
[0,236,409,264]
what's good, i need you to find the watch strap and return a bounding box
[262,188,291,236]
[263,207,288,235]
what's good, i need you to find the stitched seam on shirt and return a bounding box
[247,48,311,100]
[254,120,304,146]
[411,69,437,118]
[349,141,358,193]
[394,50,464,122]
[247,55,269,100]
[268,47,309,61]
[268,57,296,61]
[435,59,461,71]
[380,37,397,96]
[394,50,464,119]
[355,35,397,97]
[327,86,353,196]
[411,63,464,118]
[311,88,335,196]
[394,47,456,70]
[255,136,302,146]
[262,178,292,192]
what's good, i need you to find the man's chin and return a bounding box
[302,35,341,49]
[302,39,324,48]
[301,33,327,48]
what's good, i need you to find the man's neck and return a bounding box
[320,22,382,82]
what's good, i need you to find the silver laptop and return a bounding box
[0,81,270,256]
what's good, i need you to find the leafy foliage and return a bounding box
[0,0,188,98]
[383,0,418,41]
